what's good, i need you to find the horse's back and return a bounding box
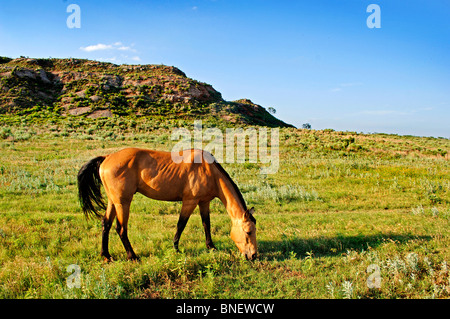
[100,148,217,202]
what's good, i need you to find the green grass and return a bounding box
[0,116,449,298]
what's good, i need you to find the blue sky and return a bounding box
[0,0,449,137]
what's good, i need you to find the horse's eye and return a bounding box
[246,231,252,235]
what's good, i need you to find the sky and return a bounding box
[0,0,449,137]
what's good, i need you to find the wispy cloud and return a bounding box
[80,43,113,52]
[80,42,137,53]
[330,82,363,93]
[97,56,142,64]
[97,56,119,63]
[80,42,141,64]
[118,46,133,51]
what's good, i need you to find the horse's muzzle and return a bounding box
[246,252,257,261]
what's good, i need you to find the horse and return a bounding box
[77,147,257,262]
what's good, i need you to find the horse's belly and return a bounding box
[137,180,215,203]
[137,184,183,201]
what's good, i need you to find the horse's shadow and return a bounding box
[258,233,431,261]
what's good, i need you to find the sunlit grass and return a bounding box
[0,117,449,298]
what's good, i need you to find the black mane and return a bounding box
[212,160,248,212]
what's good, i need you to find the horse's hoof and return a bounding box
[128,255,140,262]
[103,256,113,263]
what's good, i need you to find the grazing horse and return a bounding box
[77,148,257,261]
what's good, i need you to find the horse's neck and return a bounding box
[216,173,245,221]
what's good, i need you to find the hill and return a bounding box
[0,56,293,127]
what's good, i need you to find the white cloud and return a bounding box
[97,56,119,63]
[80,42,136,53]
[80,43,113,52]
[118,46,137,52]
[80,42,141,64]
[330,82,363,93]
[96,55,142,64]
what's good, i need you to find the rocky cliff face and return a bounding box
[0,57,293,127]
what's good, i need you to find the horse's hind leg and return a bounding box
[101,200,116,262]
[115,201,139,261]
[199,201,216,250]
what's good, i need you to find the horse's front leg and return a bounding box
[173,200,197,252]
[199,201,216,250]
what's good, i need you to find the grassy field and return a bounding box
[0,115,449,299]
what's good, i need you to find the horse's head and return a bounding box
[230,207,257,260]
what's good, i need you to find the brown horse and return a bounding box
[77,147,257,261]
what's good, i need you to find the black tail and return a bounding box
[77,156,107,219]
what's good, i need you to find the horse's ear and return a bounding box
[245,207,256,224]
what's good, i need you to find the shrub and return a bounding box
[245,184,320,203]
[0,127,12,139]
